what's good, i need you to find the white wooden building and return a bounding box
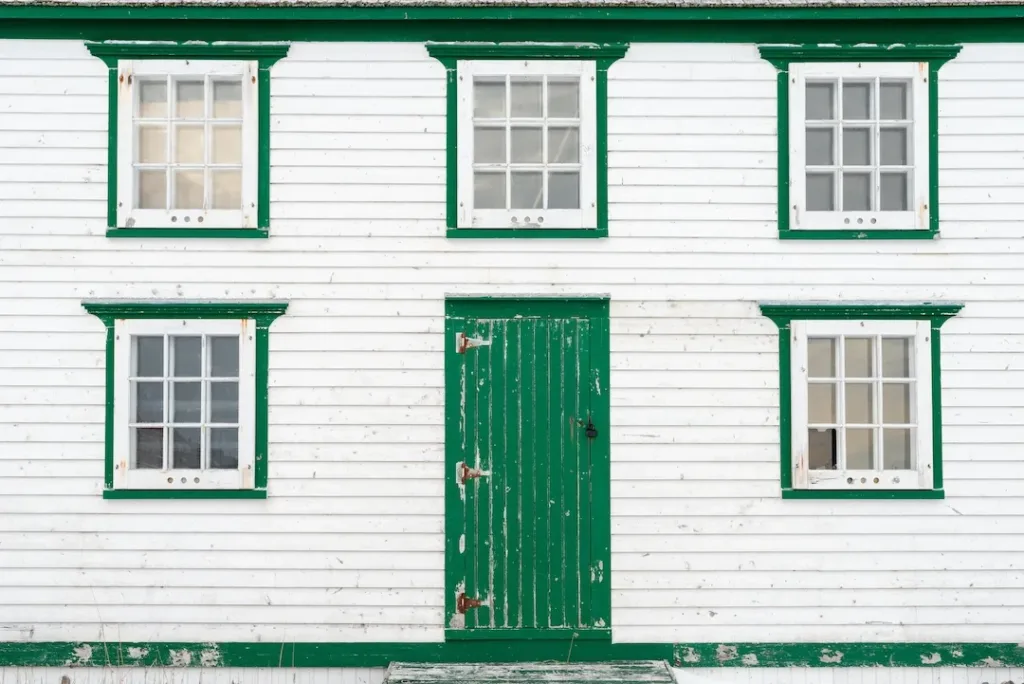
[1,0,1024,682]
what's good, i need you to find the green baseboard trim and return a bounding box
[3,642,1024,669]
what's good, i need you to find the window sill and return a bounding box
[779,229,936,241]
[447,228,607,239]
[106,228,269,239]
[104,489,267,500]
[444,628,611,642]
[783,488,944,500]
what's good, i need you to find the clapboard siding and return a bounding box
[0,37,1023,645]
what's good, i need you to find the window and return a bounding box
[86,43,290,238]
[759,302,964,499]
[427,43,628,238]
[83,301,289,499]
[758,45,961,240]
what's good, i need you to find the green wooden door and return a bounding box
[445,298,610,640]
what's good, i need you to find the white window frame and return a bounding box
[112,318,257,491]
[789,62,929,232]
[456,59,598,230]
[116,59,259,230]
[790,319,934,491]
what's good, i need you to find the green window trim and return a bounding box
[82,300,289,500]
[426,42,628,239]
[85,42,290,239]
[757,44,962,241]
[759,301,964,500]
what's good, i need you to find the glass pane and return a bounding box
[138,126,167,163]
[548,81,579,118]
[882,338,912,377]
[174,170,204,209]
[212,126,241,164]
[173,382,202,423]
[134,428,163,469]
[473,80,505,118]
[510,128,542,163]
[474,172,505,209]
[845,338,874,377]
[881,82,908,119]
[210,427,239,469]
[510,172,543,209]
[808,428,837,469]
[846,428,875,469]
[805,128,833,166]
[842,172,872,211]
[175,126,204,164]
[210,336,239,377]
[881,128,908,166]
[135,336,163,377]
[172,427,201,469]
[805,82,834,120]
[134,381,164,423]
[211,170,242,210]
[137,170,166,210]
[212,81,242,118]
[138,80,167,119]
[173,336,202,377]
[210,382,239,423]
[842,83,872,120]
[808,383,835,424]
[842,127,871,165]
[175,80,204,118]
[806,173,835,211]
[548,128,580,163]
[473,128,505,164]
[548,172,580,210]
[808,338,836,377]
[845,383,874,424]
[510,79,542,117]
[881,172,909,211]
[883,428,912,469]
[883,383,911,424]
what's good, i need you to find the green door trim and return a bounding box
[444,296,611,642]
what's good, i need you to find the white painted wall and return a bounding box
[0,38,1022,645]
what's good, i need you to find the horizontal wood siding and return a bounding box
[0,38,1020,644]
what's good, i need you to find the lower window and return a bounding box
[759,302,963,499]
[116,319,255,490]
[793,320,931,490]
[83,300,288,499]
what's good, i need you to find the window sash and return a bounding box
[789,62,929,232]
[113,318,256,490]
[456,59,598,230]
[116,59,259,230]
[790,319,933,490]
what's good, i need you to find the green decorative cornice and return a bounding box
[82,300,289,324]
[758,301,965,326]
[758,43,963,69]
[425,41,628,60]
[85,41,290,67]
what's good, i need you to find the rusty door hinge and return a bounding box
[456,332,490,354]
[458,462,489,485]
[456,593,483,613]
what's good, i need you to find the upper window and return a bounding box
[794,63,927,229]
[459,60,596,231]
[758,45,961,240]
[83,301,289,499]
[86,43,290,238]
[427,43,628,239]
[125,62,256,229]
[759,302,963,500]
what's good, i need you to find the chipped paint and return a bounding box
[70,644,93,666]
[680,648,701,664]
[921,653,942,665]
[716,645,739,663]
[126,647,149,660]
[199,647,222,667]
[820,649,844,664]
[741,654,759,666]
[168,649,193,667]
